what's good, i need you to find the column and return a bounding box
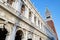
[36,18,38,26]
[24,31,28,40]
[5,31,11,40]
[31,13,34,23]
[40,21,41,29]
[6,25,17,40]
[10,25,17,40]
[33,34,36,40]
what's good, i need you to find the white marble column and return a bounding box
[40,21,41,29]
[12,0,23,13]
[36,18,38,26]
[6,25,17,40]
[5,32,11,40]
[24,31,28,40]
[33,34,36,40]
[10,25,17,40]
[31,13,34,23]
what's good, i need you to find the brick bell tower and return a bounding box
[45,8,58,40]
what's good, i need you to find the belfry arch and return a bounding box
[15,30,24,40]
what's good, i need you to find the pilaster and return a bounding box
[6,25,17,40]
[31,13,34,23]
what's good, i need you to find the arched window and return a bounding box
[38,20,40,26]
[15,30,24,40]
[21,4,25,14]
[0,27,8,40]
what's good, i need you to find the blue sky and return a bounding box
[31,0,60,40]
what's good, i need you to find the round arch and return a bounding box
[15,30,24,40]
[21,4,25,13]
[0,27,8,40]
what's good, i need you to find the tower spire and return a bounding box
[45,8,58,40]
[45,8,52,19]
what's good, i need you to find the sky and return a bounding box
[31,0,60,40]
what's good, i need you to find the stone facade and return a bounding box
[0,0,57,40]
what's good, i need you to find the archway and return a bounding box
[0,27,8,40]
[27,33,32,40]
[15,30,24,40]
[28,39,32,40]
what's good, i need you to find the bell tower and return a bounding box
[45,8,58,40]
[45,8,56,33]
